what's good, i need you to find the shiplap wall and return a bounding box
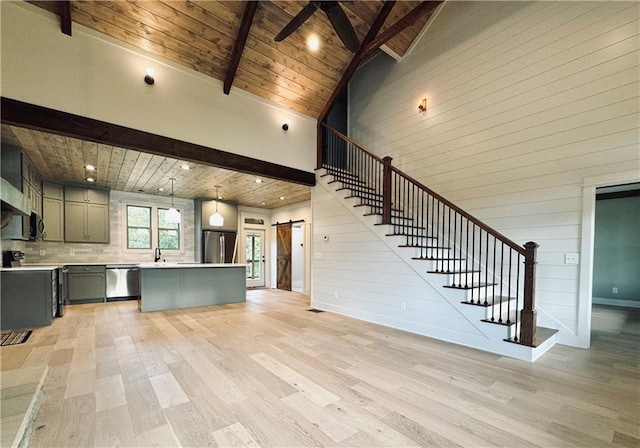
[347,1,640,345]
[312,184,486,341]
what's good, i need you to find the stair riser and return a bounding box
[433,260,468,271]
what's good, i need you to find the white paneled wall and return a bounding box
[348,1,640,346]
[312,184,484,341]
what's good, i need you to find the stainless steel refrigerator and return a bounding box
[203,231,237,263]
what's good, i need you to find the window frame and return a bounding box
[123,202,184,254]
[157,207,181,250]
[126,205,152,249]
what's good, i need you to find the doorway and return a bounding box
[245,229,265,288]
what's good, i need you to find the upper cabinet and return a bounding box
[42,182,64,242]
[64,186,110,243]
[64,186,109,205]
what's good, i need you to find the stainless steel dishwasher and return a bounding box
[106,265,140,300]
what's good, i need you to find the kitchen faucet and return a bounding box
[154,247,161,262]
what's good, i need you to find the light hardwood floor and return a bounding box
[1,291,638,447]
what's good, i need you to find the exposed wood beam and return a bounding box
[224,1,259,95]
[360,1,443,62]
[60,0,72,36]
[1,97,315,187]
[318,1,397,122]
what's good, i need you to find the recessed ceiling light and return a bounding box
[86,177,95,183]
[279,196,285,200]
[255,179,263,184]
[218,195,223,200]
[158,187,165,192]
[181,164,190,170]
[307,35,320,52]
[85,164,96,171]
[261,202,266,206]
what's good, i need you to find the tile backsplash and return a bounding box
[19,190,196,264]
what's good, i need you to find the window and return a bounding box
[158,208,180,250]
[127,205,151,249]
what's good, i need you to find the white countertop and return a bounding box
[7,263,246,271]
[0,266,59,272]
[137,263,245,269]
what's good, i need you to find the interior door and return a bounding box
[245,230,265,288]
[276,223,292,291]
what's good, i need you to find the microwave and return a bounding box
[1,212,45,241]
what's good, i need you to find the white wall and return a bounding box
[347,1,640,346]
[0,1,316,172]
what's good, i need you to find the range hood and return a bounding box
[1,178,31,229]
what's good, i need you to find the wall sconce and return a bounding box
[418,98,427,113]
[144,67,155,85]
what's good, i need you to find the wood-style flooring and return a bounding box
[1,291,638,447]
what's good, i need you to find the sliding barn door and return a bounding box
[276,223,292,291]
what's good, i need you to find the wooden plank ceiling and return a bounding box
[1,125,311,209]
[27,0,436,118]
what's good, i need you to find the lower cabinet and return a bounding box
[0,269,56,330]
[68,265,106,303]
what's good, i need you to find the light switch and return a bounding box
[564,253,579,264]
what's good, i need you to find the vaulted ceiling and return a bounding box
[27,1,441,119]
[6,1,442,207]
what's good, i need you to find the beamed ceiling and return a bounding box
[6,1,443,207]
[27,0,441,119]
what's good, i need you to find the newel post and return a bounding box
[520,241,539,346]
[382,156,393,225]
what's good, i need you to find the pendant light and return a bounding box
[165,177,180,224]
[209,185,224,227]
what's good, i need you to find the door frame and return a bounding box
[239,211,270,288]
[245,229,266,288]
[578,170,640,348]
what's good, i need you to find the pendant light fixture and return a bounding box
[165,177,180,224]
[209,185,224,227]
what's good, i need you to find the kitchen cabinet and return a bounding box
[0,268,57,330]
[64,186,108,204]
[67,265,106,303]
[43,182,63,241]
[22,156,42,215]
[64,186,109,243]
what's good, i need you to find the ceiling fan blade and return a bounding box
[274,3,318,42]
[324,3,359,52]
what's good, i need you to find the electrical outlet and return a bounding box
[401,301,407,311]
[564,253,579,265]
[39,249,46,256]
[334,291,338,299]
[69,249,75,256]
[612,287,618,294]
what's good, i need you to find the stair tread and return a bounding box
[504,326,558,347]
[400,244,449,249]
[481,311,519,326]
[427,269,480,274]
[443,282,497,289]
[363,212,413,221]
[412,256,463,261]
[460,296,516,306]
[354,204,404,212]
[327,178,367,185]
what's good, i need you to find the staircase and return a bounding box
[316,124,557,361]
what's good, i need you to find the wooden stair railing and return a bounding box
[319,123,539,346]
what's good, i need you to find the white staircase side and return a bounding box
[315,169,557,362]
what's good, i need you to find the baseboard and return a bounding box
[593,297,640,309]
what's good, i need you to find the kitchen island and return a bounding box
[137,263,246,312]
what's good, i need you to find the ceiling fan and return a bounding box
[274,1,360,53]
